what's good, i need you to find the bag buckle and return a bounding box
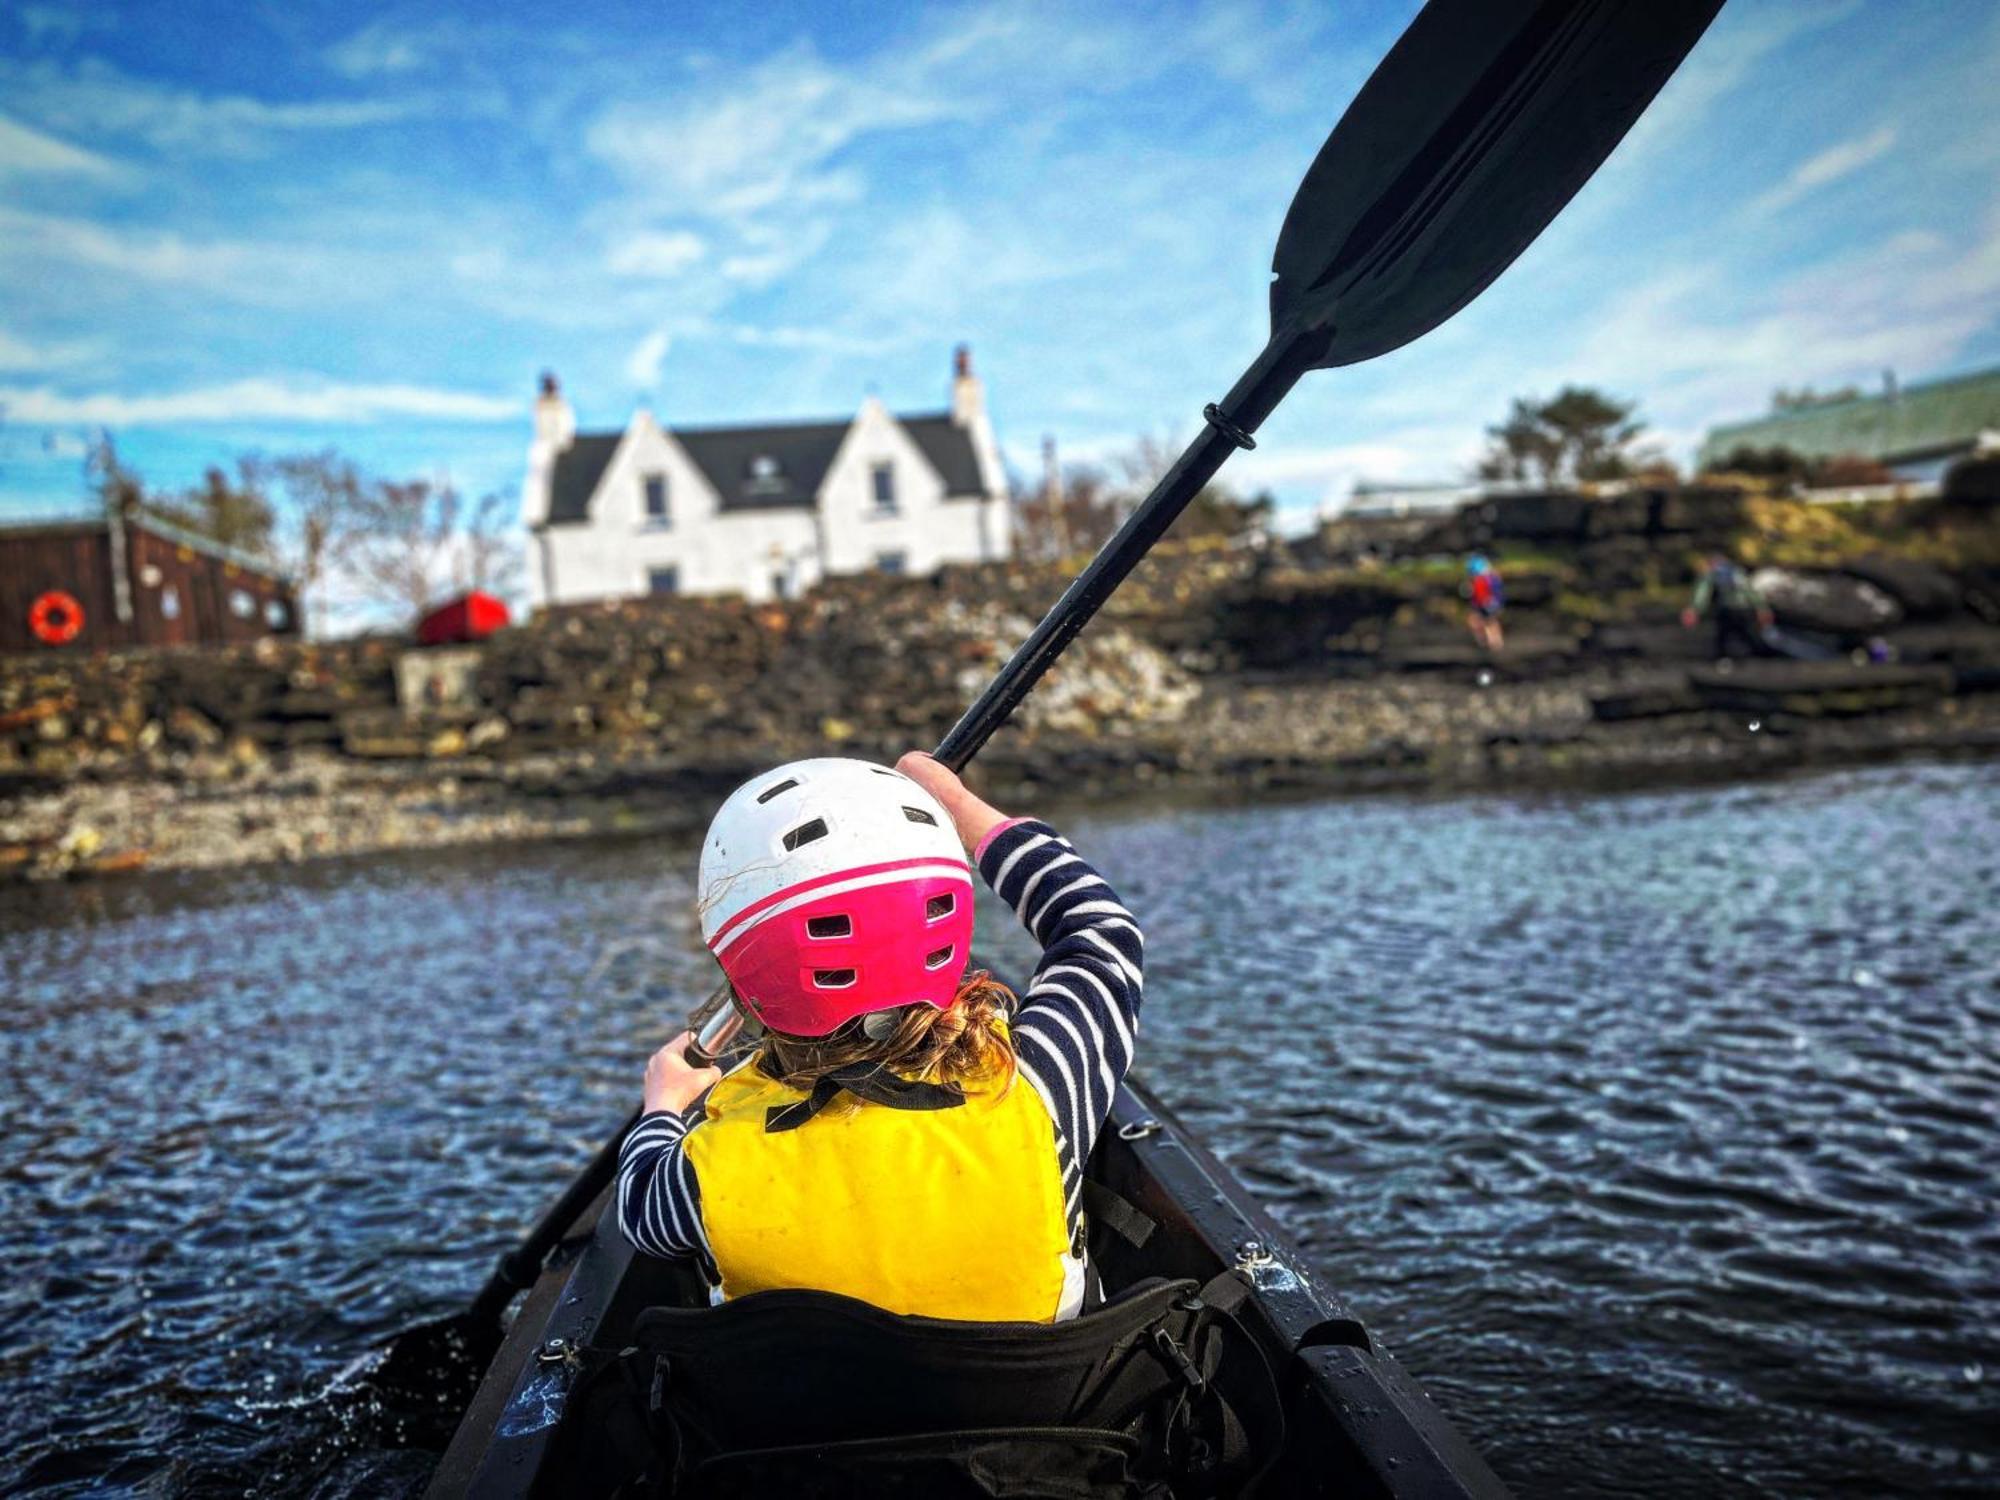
[1151,1327,1207,1395]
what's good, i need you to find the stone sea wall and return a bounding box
[4,488,1998,880]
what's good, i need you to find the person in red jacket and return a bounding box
[1465,553,1505,652]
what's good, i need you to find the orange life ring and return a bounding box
[28,590,85,646]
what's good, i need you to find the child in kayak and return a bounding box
[617,752,1143,1323]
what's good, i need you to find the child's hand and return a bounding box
[643,1030,722,1116]
[897,752,1008,856]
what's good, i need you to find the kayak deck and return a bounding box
[427,1078,1508,1497]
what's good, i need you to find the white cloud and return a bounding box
[0,111,121,179]
[13,5,93,45]
[0,378,521,426]
[324,21,434,79]
[1562,199,2000,453]
[0,326,93,371]
[1753,124,1899,217]
[625,329,672,388]
[0,207,260,285]
[606,230,706,278]
[0,57,424,156]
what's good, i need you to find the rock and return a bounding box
[1591,683,1702,721]
[1840,556,1960,619]
[1689,661,1951,718]
[166,706,224,748]
[0,697,71,734]
[1751,568,1903,636]
[1943,454,2000,506]
[467,716,510,750]
[1484,491,1591,541]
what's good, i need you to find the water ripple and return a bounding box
[1,761,1996,1496]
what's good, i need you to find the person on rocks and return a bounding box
[1465,553,1505,652]
[617,752,1143,1323]
[1682,553,1774,660]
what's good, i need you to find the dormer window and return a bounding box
[871,462,897,515]
[643,473,669,526]
[746,454,785,495]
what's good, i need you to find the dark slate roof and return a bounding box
[676,419,849,512]
[898,412,986,498]
[541,410,990,527]
[545,433,624,526]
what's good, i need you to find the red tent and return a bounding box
[416,591,511,646]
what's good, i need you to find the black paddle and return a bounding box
[365,0,1723,1412]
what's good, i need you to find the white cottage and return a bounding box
[521,348,1011,606]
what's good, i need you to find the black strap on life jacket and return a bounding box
[763,1063,965,1133]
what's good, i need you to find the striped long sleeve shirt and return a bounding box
[616,817,1144,1266]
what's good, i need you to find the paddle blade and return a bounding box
[1271,0,1723,367]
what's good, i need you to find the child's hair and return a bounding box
[757,970,1017,1099]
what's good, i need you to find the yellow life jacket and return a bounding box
[684,1053,1082,1322]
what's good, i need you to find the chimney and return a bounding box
[950,344,983,426]
[534,371,576,454]
[1882,368,1899,403]
[1040,434,1069,558]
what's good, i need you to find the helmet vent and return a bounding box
[755,778,800,804]
[782,818,829,851]
[812,968,858,989]
[902,806,938,826]
[925,945,955,971]
[806,914,851,939]
[926,893,955,921]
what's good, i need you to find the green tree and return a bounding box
[1478,386,1646,484]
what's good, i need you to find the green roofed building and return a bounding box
[1698,366,2000,483]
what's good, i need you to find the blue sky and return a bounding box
[2,0,1997,529]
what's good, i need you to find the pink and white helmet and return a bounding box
[698,757,975,1037]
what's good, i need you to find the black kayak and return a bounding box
[425,1076,1509,1498]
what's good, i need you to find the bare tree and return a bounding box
[237,451,365,639]
[336,477,522,627]
[1011,463,1123,560]
[463,489,522,597]
[339,477,465,624]
[1110,432,1271,541]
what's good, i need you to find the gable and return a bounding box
[897,412,988,497]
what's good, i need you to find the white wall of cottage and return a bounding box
[528,387,1010,609]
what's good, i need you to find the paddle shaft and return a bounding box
[935,322,1333,770]
[473,330,1330,1310]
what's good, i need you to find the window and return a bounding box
[871,462,897,514]
[746,455,784,494]
[648,566,679,596]
[265,599,290,630]
[229,588,256,619]
[160,584,181,620]
[874,550,907,577]
[771,572,790,600]
[643,474,670,526]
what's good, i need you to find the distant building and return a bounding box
[521,347,1011,607]
[1340,479,1488,520]
[0,504,297,655]
[1699,366,2000,483]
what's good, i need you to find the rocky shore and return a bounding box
[4,485,1997,882]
